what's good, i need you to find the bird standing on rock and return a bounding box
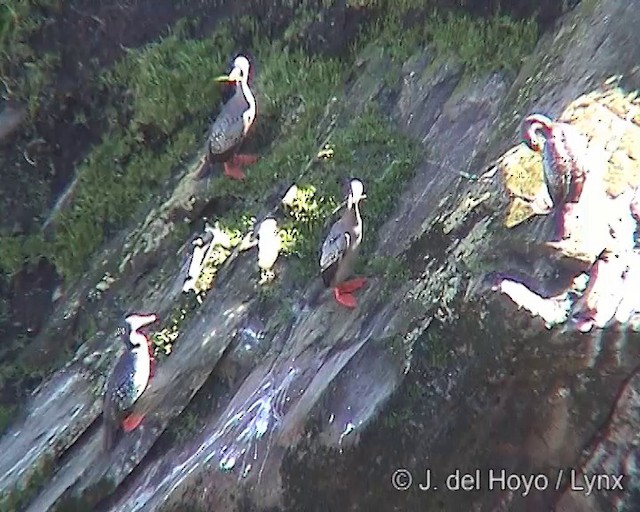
[198,54,258,181]
[103,313,158,451]
[320,179,367,309]
[521,113,590,212]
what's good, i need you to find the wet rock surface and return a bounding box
[2,1,640,512]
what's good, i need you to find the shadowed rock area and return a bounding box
[2,0,640,511]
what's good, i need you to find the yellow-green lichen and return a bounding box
[498,146,545,228]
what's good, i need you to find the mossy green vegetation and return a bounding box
[346,0,429,9]
[0,233,47,278]
[275,106,419,281]
[0,3,541,406]
[1,0,62,116]
[103,21,234,134]
[0,3,544,509]
[152,302,191,357]
[372,7,538,74]
[165,410,204,444]
[429,12,538,75]
[0,7,539,428]
[48,23,237,279]
[0,5,538,283]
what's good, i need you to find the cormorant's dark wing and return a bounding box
[320,219,351,286]
[208,90,249,155]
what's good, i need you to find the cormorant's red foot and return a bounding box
[332,278,367,309]
[122,413,145,432]
[223,154,258,181]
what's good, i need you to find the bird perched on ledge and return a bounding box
[521,113,590,212]
[197,54,258,181]
[319,179,367,309]
[103,313,158,451]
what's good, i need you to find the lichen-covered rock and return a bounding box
[493,89,640,334]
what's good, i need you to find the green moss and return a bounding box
[381,405,414,429]
[104,21,235,134]
[151,300,192,357]
[0,233,46,277]
[0,295,7,325]
[0,2,42,56]
[347,0,430,9]
[367,7,537,75]
[274,106,418,281]
[0,5,538,282]
[0,17,343,281]
[50,127,197,278]
[1,1,62,116]
[42,23,236,279]
[428,12,538,76]
[419,326,453,368]
[363,256,410,296]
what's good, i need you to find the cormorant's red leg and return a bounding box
[333,287,358,309]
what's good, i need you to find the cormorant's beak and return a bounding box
[214,67,242,83]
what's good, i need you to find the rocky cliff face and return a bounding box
[1,1,640,511]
